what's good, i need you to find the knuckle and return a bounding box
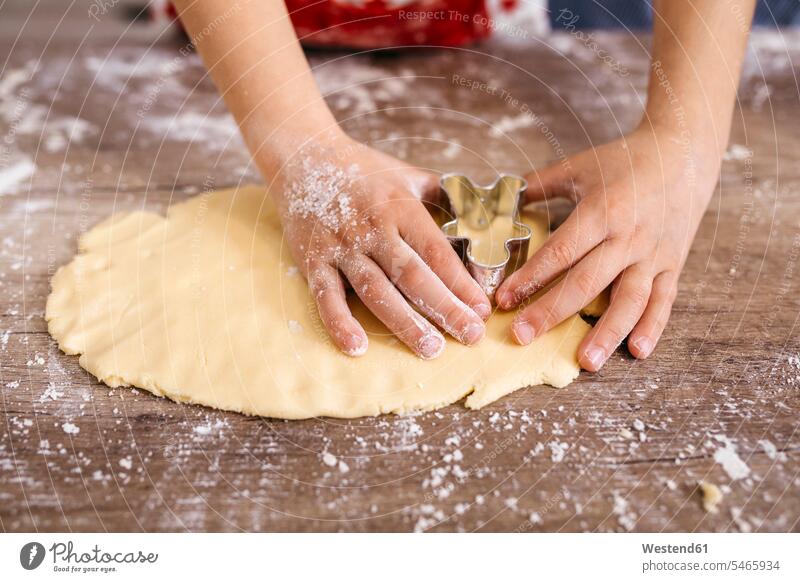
[308,270,332,298]
[630,222,646,242]
[444,301,473,325]
[626,283,651,310]
[546,239,577,269]
[422,239,454,267]
[598,322,627,344]
[390,255,425,288]
[386,247,414,283]
[402,311,433,342]
[348,263,376,291]
[573,269,600,296]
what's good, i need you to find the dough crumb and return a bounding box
[698,480,723,513]
[322,452,338,467]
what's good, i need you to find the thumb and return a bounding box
[524,160,574,203]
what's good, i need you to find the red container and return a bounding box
[285,0,494,48]
[158,1,531,49]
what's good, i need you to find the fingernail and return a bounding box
[512,322,534,345]
[463,322,485,345]
[585,347,606,370]
[632,336,653,358]
[496,290,513,309]
[473,303,491,320]
[418,332,445,360]
[344,333,368,357]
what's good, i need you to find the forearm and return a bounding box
[644,0,756,156]
[173,0,339,175]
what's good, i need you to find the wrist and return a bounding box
[641,109,729,159]
[256,127,362,208]
[248,118,349,180]
[636,118,723,174]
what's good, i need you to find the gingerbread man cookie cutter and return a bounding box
[438,173,531,299]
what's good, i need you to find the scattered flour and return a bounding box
[40,384,64,402]
[142,111,240,146]
[61,422,80,435]
[548,440,569,463]
[193,418,227,436]
[311,57,413,115]
[489,111,538,137]
[712,436,751,481]
[286,157,356,231]
[441,140,462,160]
[758,439,786,462]
[1,59,96,155]
[612,491,637,531]
[0,158,35,196]
[723,144,753,161]
[321,452,338,467]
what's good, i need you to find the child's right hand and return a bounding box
[272,133,491,359]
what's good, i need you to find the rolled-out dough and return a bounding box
[46,185,596,419]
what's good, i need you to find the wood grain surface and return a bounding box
[1,8,799,532]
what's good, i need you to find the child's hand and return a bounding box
[274,134,491,359]
[496,125,721,370]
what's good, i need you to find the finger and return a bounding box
[399,212,492,320]
[341,255,446,360]
[627,271,678,359]
[308,264,368,357]
[524,160,576,203]
[577,265,653,371]
[496,199,606,309]
[510,241,624,345]
[373,237,486,345]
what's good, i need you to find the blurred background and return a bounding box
[1,0,798,45]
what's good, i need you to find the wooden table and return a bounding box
[1,9,799,532]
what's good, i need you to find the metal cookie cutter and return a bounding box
[439,173,531,299]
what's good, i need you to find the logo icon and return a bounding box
[20,542,46,570]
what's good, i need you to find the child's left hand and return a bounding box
[495,124,722,371]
